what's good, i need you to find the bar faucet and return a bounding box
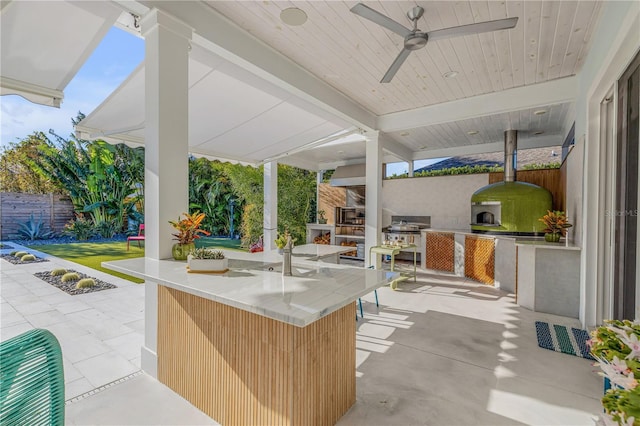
[282,236,293,276]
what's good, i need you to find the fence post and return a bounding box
[50,193,55,232]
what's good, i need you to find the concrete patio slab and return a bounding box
[2,243,602,425]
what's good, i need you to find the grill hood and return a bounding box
[330,164,365,187]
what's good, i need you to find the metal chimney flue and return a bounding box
[504,130,517,182]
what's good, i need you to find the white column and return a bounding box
[408,160,414,177]
[140,9,192,378]
[365,131,382,266]
[263,161,278,251]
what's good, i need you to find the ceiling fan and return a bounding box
[350,3,518,83]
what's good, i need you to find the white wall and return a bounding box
[381,174,489,229]
[574,0,640,326]
[565,141,584,247]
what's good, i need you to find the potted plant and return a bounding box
[169,211,211,260]
[187,247,228,272]
[274,230,295,254]
[588,319,640,426]
[539,210,572,242]
[317,210,327,224]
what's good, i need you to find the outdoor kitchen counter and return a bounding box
[421,229,582,319]
[102,246,396,327]
[103,247,398,426]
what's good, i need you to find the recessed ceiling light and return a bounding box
[534,109,547,116]
[534,131,545,135]
[467,130,479,135]
[400,131,410,136]
[280,7,307,26]
[443,70,459,79]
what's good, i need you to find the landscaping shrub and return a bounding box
[95,220,118,239]
[63,215,94,241]
[14,251,27,258]
[50,268,67,276]
[17,213,54,240]
[20,254,36,262]
[61,272,80,283]
[75,278,96,289]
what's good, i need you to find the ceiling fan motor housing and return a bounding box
[405,32,428,50]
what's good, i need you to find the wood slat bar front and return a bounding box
[158,286,356,426]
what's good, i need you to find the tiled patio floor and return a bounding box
[0,242,144,400]
[1,244,602,425]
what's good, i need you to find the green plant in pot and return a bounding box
[169,211,211,260]
[187,247,227,272]
[539,210,572,242]
[317,210,327,224]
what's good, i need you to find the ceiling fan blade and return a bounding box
[350,3,411,38]
[426,17,518,42]
[381,48,412,83]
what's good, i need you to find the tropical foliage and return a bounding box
[3,115,316,245]
[225,163,316,248]
[169,211,211,245]
[188,157,240,236]
[539,210,572,236]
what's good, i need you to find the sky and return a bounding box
[0,27,144,148]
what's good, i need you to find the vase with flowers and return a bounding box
[169,211,211,260]
[539,210,572,242]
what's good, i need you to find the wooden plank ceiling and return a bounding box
[206,1,602,116]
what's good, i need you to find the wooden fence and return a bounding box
[489,168,563,210]
[0,192,75,240]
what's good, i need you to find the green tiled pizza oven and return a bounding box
[471,181,552,235]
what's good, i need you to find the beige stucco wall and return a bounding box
[381,174,489,229]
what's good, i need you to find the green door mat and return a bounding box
[535,321,594,360]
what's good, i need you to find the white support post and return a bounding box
[140,9,192,378]
[316,170,323,218]
[263,161,278,251]
[408,160,414,177]
[365,131,382,266]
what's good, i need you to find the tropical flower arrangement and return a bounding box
[589,319,640,426]
[169,211,211,245]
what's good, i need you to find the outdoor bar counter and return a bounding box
[103,245,397,426]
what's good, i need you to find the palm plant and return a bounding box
[33,125,144,235]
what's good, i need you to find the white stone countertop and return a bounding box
[103,245,397,328]
[421,228,581,249]
[513,240,581,250]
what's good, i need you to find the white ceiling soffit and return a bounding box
[0,1,121,107]
[77,43,352,165]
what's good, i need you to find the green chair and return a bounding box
[0,329,65,426]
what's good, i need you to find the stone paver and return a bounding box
[0,242,144,400]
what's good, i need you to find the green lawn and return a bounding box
[30,241,146,283]
[29,237,244,284]
[196,237,244,251]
